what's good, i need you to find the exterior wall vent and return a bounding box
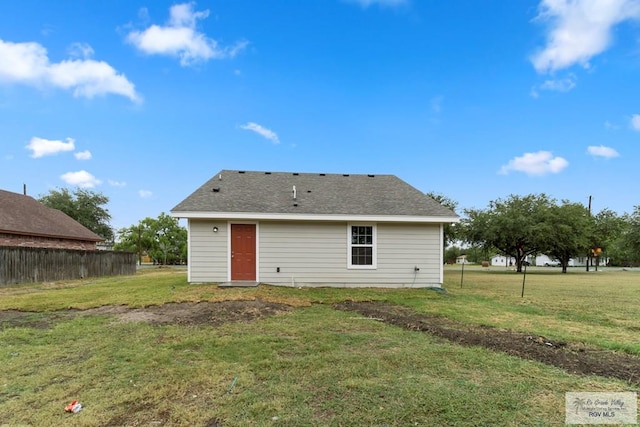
[238,171,245,174]
[212,187,220,193]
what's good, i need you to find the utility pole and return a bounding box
[586,196,592,272]
[138,224,142,266]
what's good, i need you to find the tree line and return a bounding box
[38,188,640,271]
[442,194,640,273]
[38,188,187,265]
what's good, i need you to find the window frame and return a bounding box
[347,223,377,270]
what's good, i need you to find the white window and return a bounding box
[348,224,376,269]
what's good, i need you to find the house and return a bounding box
[491,253,608,268]
[491,255,515,267]
[171,170,459,288]
[455,255,469,264]
[0,189,103,250]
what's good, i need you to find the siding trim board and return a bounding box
[176,211,456,223]
[186,221,192,283]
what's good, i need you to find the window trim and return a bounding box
[347,223,377,270]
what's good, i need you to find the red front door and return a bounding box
[231,224,256,281]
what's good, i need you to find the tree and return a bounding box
[592,208,627,266]
[463,245,491,264]
[539,201,591,273]
[462,194,553,272]
[114,213,187,265]
[39,188,114,242]
[620,206,640,266]
[426,192,459,247]
[444,246,462,264]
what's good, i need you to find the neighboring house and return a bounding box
[566,256,609,267]
[491,253,607,268]
[491,255,534,267]
[455,255,469,264]
[171,170,459,288]
[0,189,103,250]
[491,255,515,267]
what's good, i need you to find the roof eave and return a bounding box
[0,229,104,242]
[170,211,460,223]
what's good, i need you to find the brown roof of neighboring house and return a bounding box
[0,189,104,242]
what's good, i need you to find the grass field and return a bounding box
[1,266,638,426]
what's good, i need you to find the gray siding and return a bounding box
[188,220,228,283]
[187,219,442,287]
[259,221,441,287]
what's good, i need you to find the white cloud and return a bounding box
[540,75,577,92]
[531,0,640,73]
[138,189,153,198]
[0,39,140,102]
[240,122,280,144]
[530,87,540,98]
[345,0,408,7]
[60,170,101,188]
[531,74,577,97]
[108,180,127,187]
[126,3,248,66]
[587,145,619,158]
[67,42,94,59]
[74,150,92,160]
[26,137,75,158]
[604,120,620,130]
[630,114,640,130]
[499,151,568,176]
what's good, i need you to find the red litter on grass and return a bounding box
[65,400,82,413]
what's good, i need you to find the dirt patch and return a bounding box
[335,301,640,386]
[0,310,77,329]
[82,300,291,326]
[0,300,291,329]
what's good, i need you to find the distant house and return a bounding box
[455,255,469,264]
[491,255,515,267]
[0,189,103,250]
[491,253,607,268]
[171,170,459,288]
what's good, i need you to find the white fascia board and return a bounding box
[171,211,460,223]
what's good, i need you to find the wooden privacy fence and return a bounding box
[0,246,136,286]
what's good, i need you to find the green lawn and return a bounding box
[1,267,638,426]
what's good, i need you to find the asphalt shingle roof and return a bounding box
[0,189,104,242]
[172,170,458,219]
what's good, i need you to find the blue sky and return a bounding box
[1,0,639,229]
